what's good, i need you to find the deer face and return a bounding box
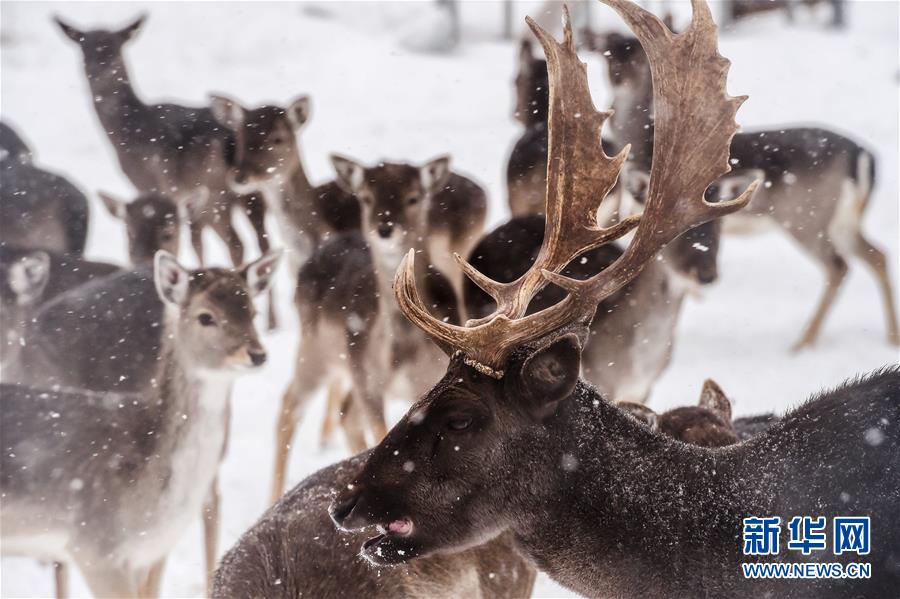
[100,192,179,265]
[621,168,722,285]
[154,251,280,374]
[589,31,651,91]
[210,96,310,193]
[330,332,582,565]
[54,15,145,78]
[331,156,451,269]
[514,40,549,126]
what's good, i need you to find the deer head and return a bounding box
[209,94,311,192]
[330,155,451,268]
[54,14,146,80]
[154,250,281,373]
[0,250,50,363]
[330,0,757,565]
[99,191,181,264]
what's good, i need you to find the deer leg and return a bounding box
[854,234,900,345]
[272,350,326,503]
[319,379,344,449]
[244,194,278,331]
[792,251,848,351]
[202,477,220,594]
[190,221,206,266]
[211,213,245,267]
[136,559,166,598]
[340,391,368,454]
[54,562,68,599]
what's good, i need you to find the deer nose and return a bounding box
[377,223,393,239]
[248,348,267,366]
[330,489,363,530]
[696,265,717,285]
[233,171,248,185]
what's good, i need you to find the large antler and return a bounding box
[395,0,758,377]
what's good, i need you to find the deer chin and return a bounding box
[360,518,417,566]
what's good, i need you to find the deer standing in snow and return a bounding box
[1,250,279,597]
[329,3,899,597]
[583,22,898,350]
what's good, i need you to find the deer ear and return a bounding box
[8,251,50,306]
[331,154,366,194]
[617,401,660,432]
[154,250,190,306]
[518,39,534,71]
[98,191,127,220]
[287,96,311,130]
[210,95,244,131]
[518,333,582,420]
[699,379,732,423]
[420,155,451,195]
[118,14,146,41]
[240,250,282,297]
[54,16,85,43]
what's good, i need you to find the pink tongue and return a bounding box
[388,519,411,535]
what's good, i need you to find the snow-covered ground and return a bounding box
[1,1,897,597]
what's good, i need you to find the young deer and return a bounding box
[332,4,897,597]
[620,379,780,446]
[210,94,488,309]
[1,121,89,257]
[54,16,271,276]
[0,247,119,369]
[584,24,898,350]
[269,156,462,502]
[1,250,279,598]
[465,212,721,403]
[209,94,359,268]
[99,191,181,265]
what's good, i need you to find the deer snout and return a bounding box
[248,347,267,366]
[330,487,366,531]
[377,222,394,239]
[695,264,718,285]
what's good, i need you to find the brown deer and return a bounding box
[0,247,119,370]
[214,380,764,597]
[333,3,896,597]
[1,121,89,257]
[1,250,279,598]
[210,93,488,311]
[269,156,464,502]
[583,23,898,350]
[99,191,182,265]
[53,17,272,281]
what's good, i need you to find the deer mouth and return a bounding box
[361,518,415,565]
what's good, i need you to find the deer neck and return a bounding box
[84,56,148,135]
[369,232,431,316]
[504,383,758,596]
[152,313,232,457]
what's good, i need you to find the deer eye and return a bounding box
[407,196,419,206]
[445,416,472,432]
[197,313,216,327]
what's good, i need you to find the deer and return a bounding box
[98,191,182,265]
[269,155,465,502]
[208,94,359,269]
[0,247,119,370]
[619,378,780,447]
[209,94,488,312]
[214,380,763,598]
[1,121,89,257]
[583,22,899,351]
[53,16,275,316]
[0,249,279,598]
[465,211,721,403]
[329,3,899,598]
